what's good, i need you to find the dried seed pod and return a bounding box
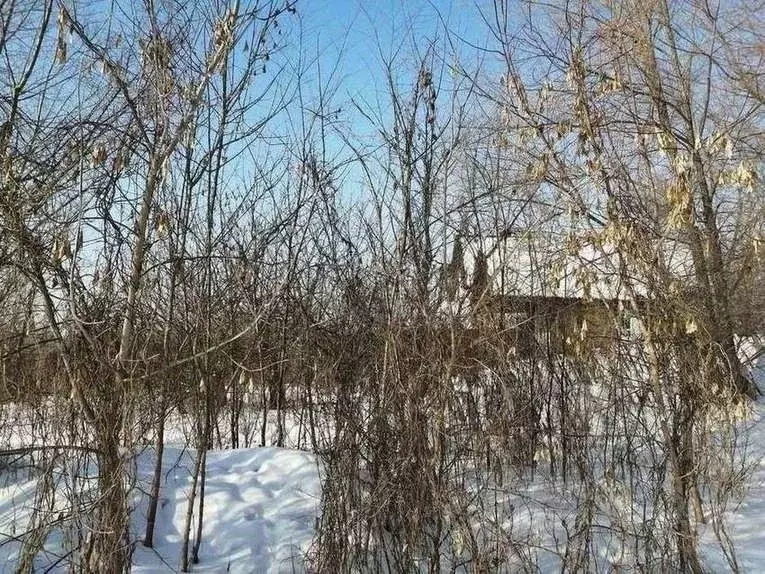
[55,36,67,64]
[52,235,71,262]
[155,210,170,238]
[92,144,107,167]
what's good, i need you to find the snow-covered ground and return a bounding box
[698,407,765,572]
[131,447,320,573]
[0,342,763,572]
[1,413,765,573]
[699,343,765,572]
[0,445,320,573]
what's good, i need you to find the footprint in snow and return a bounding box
[244,507,262,521]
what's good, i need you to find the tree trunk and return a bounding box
[179,445,203,573]
[143,396,166,548]
[192,398,211,563]
[89,432,130,574]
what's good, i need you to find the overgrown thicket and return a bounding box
[0,0,763,572]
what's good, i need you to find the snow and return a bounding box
[3,406,765,572]
[457,232,697,302]
[0,445,321,573]
[698,343,765,571]
[1,422,765,572]
[131,446,320,573]
[699,407,765,572]
[0,345,763,572]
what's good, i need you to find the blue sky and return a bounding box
[217,0,515,208]
[299,0,485,99]
[262,0,499,195]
